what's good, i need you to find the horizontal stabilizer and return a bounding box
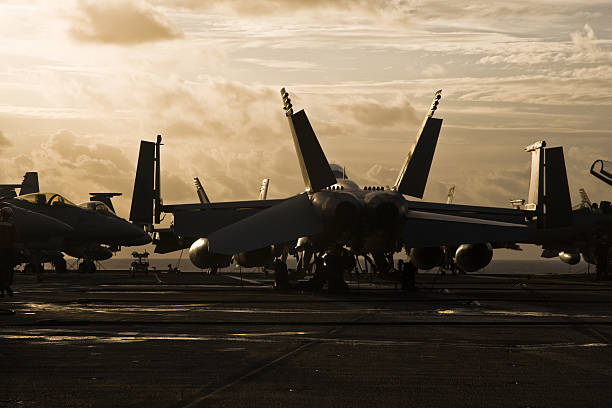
[394,92,444,198]
[208,193,324,255]
[403,210,528,248]
[282,89,336,192]
[130,141,155,225]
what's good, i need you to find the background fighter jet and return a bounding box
[131,89,528,289]
[0,202,73,248]
[512,142,612,278]
[5,191,150,274]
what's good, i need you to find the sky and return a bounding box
[1,0,611,260]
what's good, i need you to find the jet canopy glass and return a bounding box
[78,201,114,215]
[17,192,76,207]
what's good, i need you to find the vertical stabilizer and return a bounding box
[525,141,546,215]
[259,178,270,200]
[194,177,210,204]
[129,141,155,225]
[20,172,39,195]
[281,88,337,192]
[543,146,572,228]
[393,91,443,198]
[446,185,455,204]
[579,188,591,208]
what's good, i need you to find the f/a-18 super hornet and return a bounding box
[4,189,150,274]
[511,141,612,278]
[131,89,528,289]
[0,201,74,290]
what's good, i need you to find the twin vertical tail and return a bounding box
[393,90,443,198]
[130,135,162,226]
[281,88,337,193]
[259,178,270,200]
[525,141,573,228]
[194,177,210,204]
[20,172,39,195]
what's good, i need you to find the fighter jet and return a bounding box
[513,142,612,278]
[0,202,73,248]
[5,191,150,273]
[131,89,528,288]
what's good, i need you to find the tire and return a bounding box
[53,257,67,274]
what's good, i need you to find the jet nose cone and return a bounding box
[10,205,74,241]
[114,219,151,246]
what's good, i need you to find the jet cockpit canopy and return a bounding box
[78,201,115,215]
[17,192,76,207]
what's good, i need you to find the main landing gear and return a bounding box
[78,260,97,274]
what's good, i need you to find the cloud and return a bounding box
[69,0,181,45]
[422,64,446,78]
[0,130,12,147]
[336,97,420,128]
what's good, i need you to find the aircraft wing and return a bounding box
[403,210,529,248]
[207,193,323,255]
[405,201,529,224]
[169,199,286,238]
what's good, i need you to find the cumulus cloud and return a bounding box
[69,0,181,45]
[0,130,12,147]
[336,97,420,129]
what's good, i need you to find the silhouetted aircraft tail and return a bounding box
[446,185,455,204]
[393,90,443,198]
[20,172,39,195]
[194,177,210,204]
[0,171,39,198]
[259,178,269,200]
[89,192,122,213]
[525,141,573,228]
[281,88,337,192]
[130,138,158,225]
[579,188,591,207]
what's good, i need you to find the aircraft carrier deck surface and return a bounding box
[1,267,612,407]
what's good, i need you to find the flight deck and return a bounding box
[1,266,612,407]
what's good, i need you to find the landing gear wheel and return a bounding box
[400,261,417,292]
[25,263,44,281]
[596,247,609,280]
[53,257,67,274]
[273,259,289,289]
[78,261,96,274]
[325,254,348,293]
